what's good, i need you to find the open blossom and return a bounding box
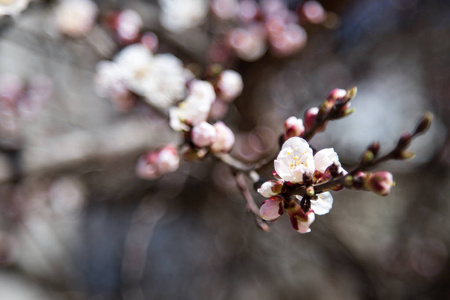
[297,192,333,215]
[169,80,216,131]
[159,0,208,32]
[191,121,217,148]
[136,145,179,179]
[112,44,187,108]
[0,0,30,17]
[54,0,98,37]
[216,70,243,102]
[284,116,305,140]
[274,137,315,183]
[210,121,235,153]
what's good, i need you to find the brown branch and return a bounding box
[235,172,269,232]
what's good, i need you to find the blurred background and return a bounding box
[0,0,449,299]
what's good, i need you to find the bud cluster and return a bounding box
[210,0,330,62]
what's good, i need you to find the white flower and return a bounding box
[113,44,154,95]
[0,0,30,17]
[159,0,208,32]
[257,180,283,198]
[216,70,243,102]
[274,137,315,183]
[191,121,217,147]
[114,44,187,108]
[314,148,345,174]
[140,54,187,108]
[210,121,235,153]
[169,80,215,131]
[54,0,98,37]
[296,191,333,215]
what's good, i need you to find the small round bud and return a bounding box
[362,150,374,164]
[365,171,394,196]
[191,121,217,148]
[368,142,380,156]
[327,88,347,103]
[136,145,179,179]
[216,70,243,102]
[284,116,305,140]
[400,151,415,160]
[414,112,433,135]
[306,186,315,197]
[397,132,412,150]
[210,121,235,153]
[257,180,284,198]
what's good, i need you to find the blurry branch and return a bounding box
[235,172,269,232]
[0,117,177,184]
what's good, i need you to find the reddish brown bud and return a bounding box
[413,112,433,135]
[368,142,380,156]
[365,171,395,196]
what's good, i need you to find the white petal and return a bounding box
[314,148,341,173]
[310,192,333,215]
[282,137,310,151]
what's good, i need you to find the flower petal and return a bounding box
[310,192,333,215]
[259,197,284,221]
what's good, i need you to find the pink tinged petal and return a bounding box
[288,208,315,234]
[310,192,333,215]
[260,197,284,221]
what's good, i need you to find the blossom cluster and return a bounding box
[210,0,328,62]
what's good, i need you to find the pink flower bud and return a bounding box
[284,116,305,139]
[269,23,307,57]
[304,107,318,131]
[116,9,143,44]
[136,145,179,179]
[257,180,284,198]
[211,0,239,19]
[228,26,267,62]
[327,88,347,103]
[300,1,327,24]
[366,171,394,196]
[191,121,217,148]
[216,70,243,102]
[210,121,235,153]
[259,196,284,221]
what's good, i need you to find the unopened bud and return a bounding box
[182,147,208,161]
[257,180,284,197]
[342,107,355,117]
[365,171,394,196]
[284,116,305,139]
[210,121,235,153]
[306,186,315,197]
[304,107,318,130]
[397,132,412,150]
[399,151,415,160]
[136,145,180,179]
[346,86,357,101]
[368,142,380,157]
[413,112,433,135]
[362,150,374,164]
[191,121,217,148]
[327,88,347,104]
[352,171,367,189]
[286,201,315,234]
[216,69,243,102]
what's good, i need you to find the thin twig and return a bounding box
[235,172,269,232]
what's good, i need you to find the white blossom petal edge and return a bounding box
[297,192,333,215]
